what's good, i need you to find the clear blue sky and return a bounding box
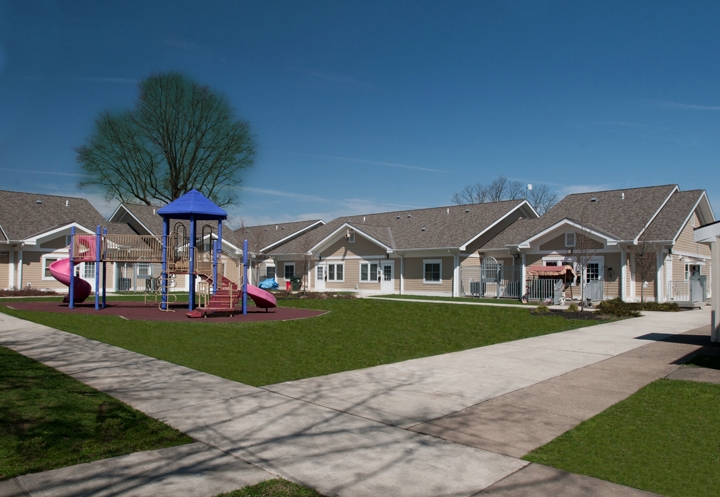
[2,0,719,227]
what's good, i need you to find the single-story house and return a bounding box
[265,200,539,296]
[478,184,714,302]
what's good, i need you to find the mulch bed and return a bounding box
[3,300,326,323]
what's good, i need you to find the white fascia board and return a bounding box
[261,220,326,252]
[0,224,8,243]
[309,223,392,254]
[27,223,94,246]
[459,201,536,252]
[112,204,155,235]
[694,219,720,244]
[668,195,705,246]
[634,185,679,244]
[518,219,618,249]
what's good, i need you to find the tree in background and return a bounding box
[630,242,657,303]
[451,176,558,215]
[77,72,256,207]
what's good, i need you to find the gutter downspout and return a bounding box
[620,246,627,301]
[400,253,404,295]
[520,252,527,300]
[17,244,24,289]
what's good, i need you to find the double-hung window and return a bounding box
[423,260,442,284]
[43,257,60,279]
[84,262,96,279]
[327,263,344,282]
[284,263,295,280]
[360,262,379,282]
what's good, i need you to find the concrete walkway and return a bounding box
[0,308,712,497]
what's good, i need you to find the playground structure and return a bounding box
[50,189,276,317]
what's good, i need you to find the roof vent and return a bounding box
[621,192,625,200]
[363,216,366,222]
[447,208,449,214]
[421,227,426,231]
[396,216,400,219]
[65,200,68,207]
[152,208,155,215]
[275,225,278,230]
[407,214,411,218]
[590,198,597,202]
[281,227,285,230]
[36,200,42,204]
[465,209,470,213]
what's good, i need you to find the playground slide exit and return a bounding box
[246,283,277,309]
[49,258,91,304]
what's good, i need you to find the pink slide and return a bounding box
[246,284,277,309]
[49,258,92,304]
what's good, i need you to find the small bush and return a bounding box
[273,290,356,301]
[596,298,641,317]
[532,304,550,314]
[566,302,579,313]
[0,288,61,297]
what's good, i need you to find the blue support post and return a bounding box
[161,218,169,310]
[189,215,196,310]
[212,239,218,295]
[95,225,101,310]
[216,220,223,293]
[242,239,248,315]
[69,227,75,308]
[102,228,107,308]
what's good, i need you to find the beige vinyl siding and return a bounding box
[671,254,686,282]
[356,260,382,291]
[321,234,386,258]
[603,252,621,298]
[674,212,711,258]
[40,235,68,249]
[525,254,544,267]
[460,254,481,267]
[0,251,8,289]
[23,251,66,289]
[539,233,574,251]
[403,256,453,293]
[324,261,354,290]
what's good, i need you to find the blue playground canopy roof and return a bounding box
[157,189,228,220]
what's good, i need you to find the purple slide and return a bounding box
[246,284,277,309]
[49,258,91,304]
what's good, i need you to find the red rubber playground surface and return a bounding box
[4,300,326,323]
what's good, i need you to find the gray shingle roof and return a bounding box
[268,200,530,255]
[234,220,323,252]
[481,185,678,249]
[640,190,705,242]
[0,190,108,241]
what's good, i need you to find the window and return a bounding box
[348,232,355,243]
[565,232,576,247]
[43,257,60,279]
[84,262,96,279]
[266,266,276,280]
[423,259,442,284]
[586,262,599,282]
[360,262,379,282]
[137,263,150,276]
[284,263,295,280]
[327,263,344,281]
[545,261,558,266]
[685,264,701,280]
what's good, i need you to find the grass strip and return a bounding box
[216,478,324,497]
[0,345,192,480]
[524,379,720,497]
[0,299,597,386]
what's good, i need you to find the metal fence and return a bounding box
[525,279,564,304]
[459,265,523,299]
[667,277,706,302]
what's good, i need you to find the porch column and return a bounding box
[620,247,627,301]
[656,251,665,302]
[711,238,720,342]
[8,248,14,289]
[520,252,527,300]
[453,252,460,297]
[400,254,404,295]
[17,246,23,289]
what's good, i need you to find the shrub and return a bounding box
[532,304,550,314]
[566,302,579,313]
[596,298,641,317]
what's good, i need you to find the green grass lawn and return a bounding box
[0,345,192,480]
[216,479,324,497]
[524,379,720,497]
[0,299,598,386]
[369,294,533,305]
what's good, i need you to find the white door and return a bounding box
[381,261,394,293]
[316,263,326,291]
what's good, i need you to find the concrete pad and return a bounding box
[0,480,25,497]
[666,366,720,384]
[502,382,630,422]
[477,463,663,496]
[158,391,527,497]
[411,402,580,458]
[15,443,273,497]
[546,363,673,394]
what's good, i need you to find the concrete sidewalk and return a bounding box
[0,308,711,497]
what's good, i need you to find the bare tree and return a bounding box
[630,242,656,303]
[452,176,558,214]
[527,184,559,216]
[77,72,256,207]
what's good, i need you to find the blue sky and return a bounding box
[1,0,720,227]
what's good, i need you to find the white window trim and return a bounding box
[348,232,355,243]
[42,255,62,280]
[565,232,576,248]
[283,262,295,280]
[359,261,380,284]
[326,262,345,282]
[423,259,442,285]
[83,261,96,279]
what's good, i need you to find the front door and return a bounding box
[316,263,326,291]
[381,261,394,293]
